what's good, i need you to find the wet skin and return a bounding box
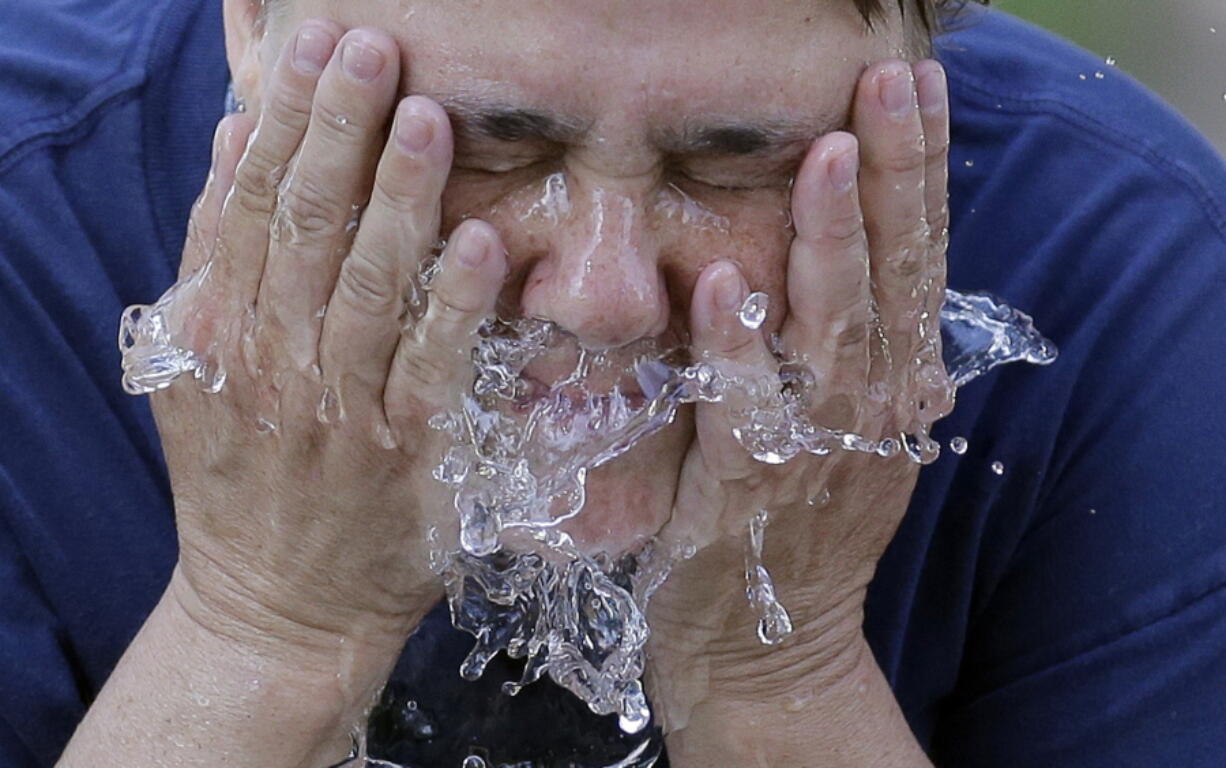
[129,0,951,761]
[221,0,934,554]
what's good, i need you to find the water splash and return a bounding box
[118,268,1057,750]
[745,510,793,645]
[118,262,221,395]
[940,289,1058,387]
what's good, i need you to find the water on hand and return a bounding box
[118,263,1057,767]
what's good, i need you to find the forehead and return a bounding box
[280,0,906,129]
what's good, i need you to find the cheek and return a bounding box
[657,185,795,335]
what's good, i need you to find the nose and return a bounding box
[520,177,670,349]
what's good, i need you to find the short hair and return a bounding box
[855,0,988,35]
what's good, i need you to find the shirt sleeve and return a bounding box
[929,158,1226,767]
[0,488,88,767]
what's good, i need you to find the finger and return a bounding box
[912,60,953,425]
[180,114,257,279]
[690,261,779,479]
[384,220,507,425]
[914,59,950,240]
[216,19,342,308]
[851,60,929,374]
[256,28,403,372]
[779,132,874,427]
[319,96,453,390]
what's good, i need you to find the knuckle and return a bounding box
[263,85,315,137]
[869,135,926,175]
[820,210,867,251]
[336,249,398,314]
[313,100,370,141]
[887,245,926,279]
[832,318,870,352]
[429,287,484,326]
[278,174,351,237]
[395,341,457,390]
[371,166,435,216]
[715,329,762,362]
[230,166,278,219]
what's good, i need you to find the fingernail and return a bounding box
[828,144,858,192]
[880,65,916,119]
[293,26,332,75]
[713,265,745,313]
[457,227,490,268]
[341,36,385,82]
[916,62,947,116]
[396,102,434,154]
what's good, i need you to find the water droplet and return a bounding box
[374,422,398,450]
[256,417,278,434]
[1089,508,1098,515]
[737,291,770,330]
[1078,73,1088,81]
[418,254,443,290]
[876,438,901,458]
[335,114,350,126]
[964,159,975,168]
[806,488,832,508]
[1105,56,1117,67]
[316,386,342,424]
[461,757,487,768]
[1094,71,1105,80]
[991,460,1005,475]
[949,436,968,455]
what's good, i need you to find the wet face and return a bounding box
[235,0,913,553]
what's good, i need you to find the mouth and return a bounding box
[513,374,649,418]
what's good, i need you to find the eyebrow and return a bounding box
[441,98,590,145]
[661,120,826,156]
[437,94,835,157]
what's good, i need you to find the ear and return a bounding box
[223,0,265,111]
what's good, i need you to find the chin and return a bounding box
[558,406,693,556]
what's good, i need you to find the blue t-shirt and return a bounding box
[2,1,1224,766]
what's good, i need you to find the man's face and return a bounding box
[237,0,911,552]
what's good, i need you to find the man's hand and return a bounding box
[157,20,504,658]
[647,58,952,766]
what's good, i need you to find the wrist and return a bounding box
[663,636,931,768]
[170,554,434,662]
[646,536,870,728]
[166,563,424,727]
[60,571,421,768]
[706,587,867,698]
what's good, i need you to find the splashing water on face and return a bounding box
[118,268,1057,758]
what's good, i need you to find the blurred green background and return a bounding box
[987,0,1226,155]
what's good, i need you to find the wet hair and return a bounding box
[855,0,990,34]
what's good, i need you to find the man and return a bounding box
[1,0,1223,766]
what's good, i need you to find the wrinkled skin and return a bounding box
[157,0,953,742]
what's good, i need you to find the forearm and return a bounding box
[664,637,932,768]
[58,567,415,768]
